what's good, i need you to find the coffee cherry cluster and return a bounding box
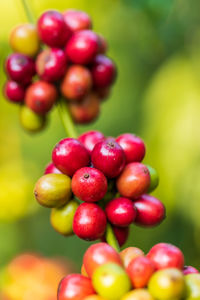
[34,131,165,244]
[3,9,116,133]
[57,242,199,300]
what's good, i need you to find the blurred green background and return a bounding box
[1,0,200,270]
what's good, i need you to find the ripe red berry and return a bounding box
[102,226,129,247]
[183,266,199,275]
[4,80,25,103]
[78,130,105,154]
[37,10,71,47]
[63,9,92,32]
[73,203,107,241]
[58,274,95,300]
[52,138,90,177]
[25,81,57,114]
[91,139,125,178]
[61,65,92,101]
[147,243,185,270]
[91,54,116,88]
[5,53,35,85]
[133,194,165,227]
[105,197,137,227]
[126,256,155,288]
[98,34,108,54]
[72,167,107,202]
[65,30,99,64]
[83,242,122,277]
[116,133,146,163]
[44,162,62,174]
[116,162,150,199]
[36,48,67,82]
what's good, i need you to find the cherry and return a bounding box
[61,65,92,101]
[25,81,57,114]
[63,9,92,32]
[91,139,125,178]
[58,274,95,300]
[52,138,90,176]
[37,10,71,47]
[146,165,159,193]
[97,34,108,54]
[19,105,46,132]
[96,86,110,101]
[78,130,105,154]
[72,167,107,202]
[105,197,137,227]
[83,242,122,277]
[4,80,25,103]
[91,55,116,88]
[120,247,144,269]
[126,256,155,288]
[73,202,107,241]
[116,162,150,199]
[116,133,146,163]
[65,30,99,64]
[183,266,199,275]
[5,53,35,85]
[133,194,165,227]
[147,243,184,270]
[36,48,67,82]
[44,162,62,174]
[102,226,129,247]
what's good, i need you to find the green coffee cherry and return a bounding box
[185,273,200,300]
[148,268,185,300]
[19,105,46,133]
[146,165,159,193]
[50,199,79,236]
[34,174,71,208]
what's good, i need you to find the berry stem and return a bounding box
[105,223,120,252]
[21,0,35,23]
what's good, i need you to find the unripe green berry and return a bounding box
[185,273,200,300]
[20,105,46,133]
[146,165,159,193]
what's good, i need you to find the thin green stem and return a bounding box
[21,0,35,23]
[105,223,120,252]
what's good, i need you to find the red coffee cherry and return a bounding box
[102,226,130,247]
[183,266,199,275]
[44,162,62,175]
[63,9,92,32]
[78,130,105,153]
[4,80,25,103]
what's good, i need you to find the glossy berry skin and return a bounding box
[63,10,92,32]
[147,243,184,270]
[72,167,107,202]
[66,30,99,64]
[5,53,35,85]
[78,130,105,154]
[102,226,129,247]
[61,65,92,101]
[116,162,150,199]
[73,203,107,241]
[146,165,159,193]
[126,256,155,288]
[19,105,46,132]
[44,162,62,174]
[4,81,25,103]
[91,139,126,178]
[183,266,199,275]
[37,10,71,47]
[52,138,90,176]
[10,24,40,57]
[116,134,146,163]
[25,81,57,114]
[36,48,67,82]
[91,55,116,88]
[83,242,122,277]
[133,194,165,227]
[120,247,144,269]
[58,274,95,300]
[105,197,137,227]
[98,34,108,54]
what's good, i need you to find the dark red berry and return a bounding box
[61,65,92,101]
[102,226,129,247]
[37,10,71,47]
[5,53,35,85]
[91,54,116,88]
[98,34,108,54]
[25,81,57,114]
[65,30,99,64]
[133,194,165,227]
[73,202,107,240]
[52,138,90,176]
[183,266,199,275]
[106,197,137,227]
[44,162,62,175]
[78,130,105,153]
[72,167,107,202]
[4,80,25,103]
[91,139,126,178]
[63,9,92,32]
[36,48,67,82]
[116,133,146,163]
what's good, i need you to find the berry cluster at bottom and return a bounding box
[34,130,164,244]
[58,242,199,300]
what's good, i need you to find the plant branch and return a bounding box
[21,0,35,23]
[105,223,120,252]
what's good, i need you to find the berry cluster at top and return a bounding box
[57,242,199,300]
[4,9,116,132]
[34,130,165,244]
